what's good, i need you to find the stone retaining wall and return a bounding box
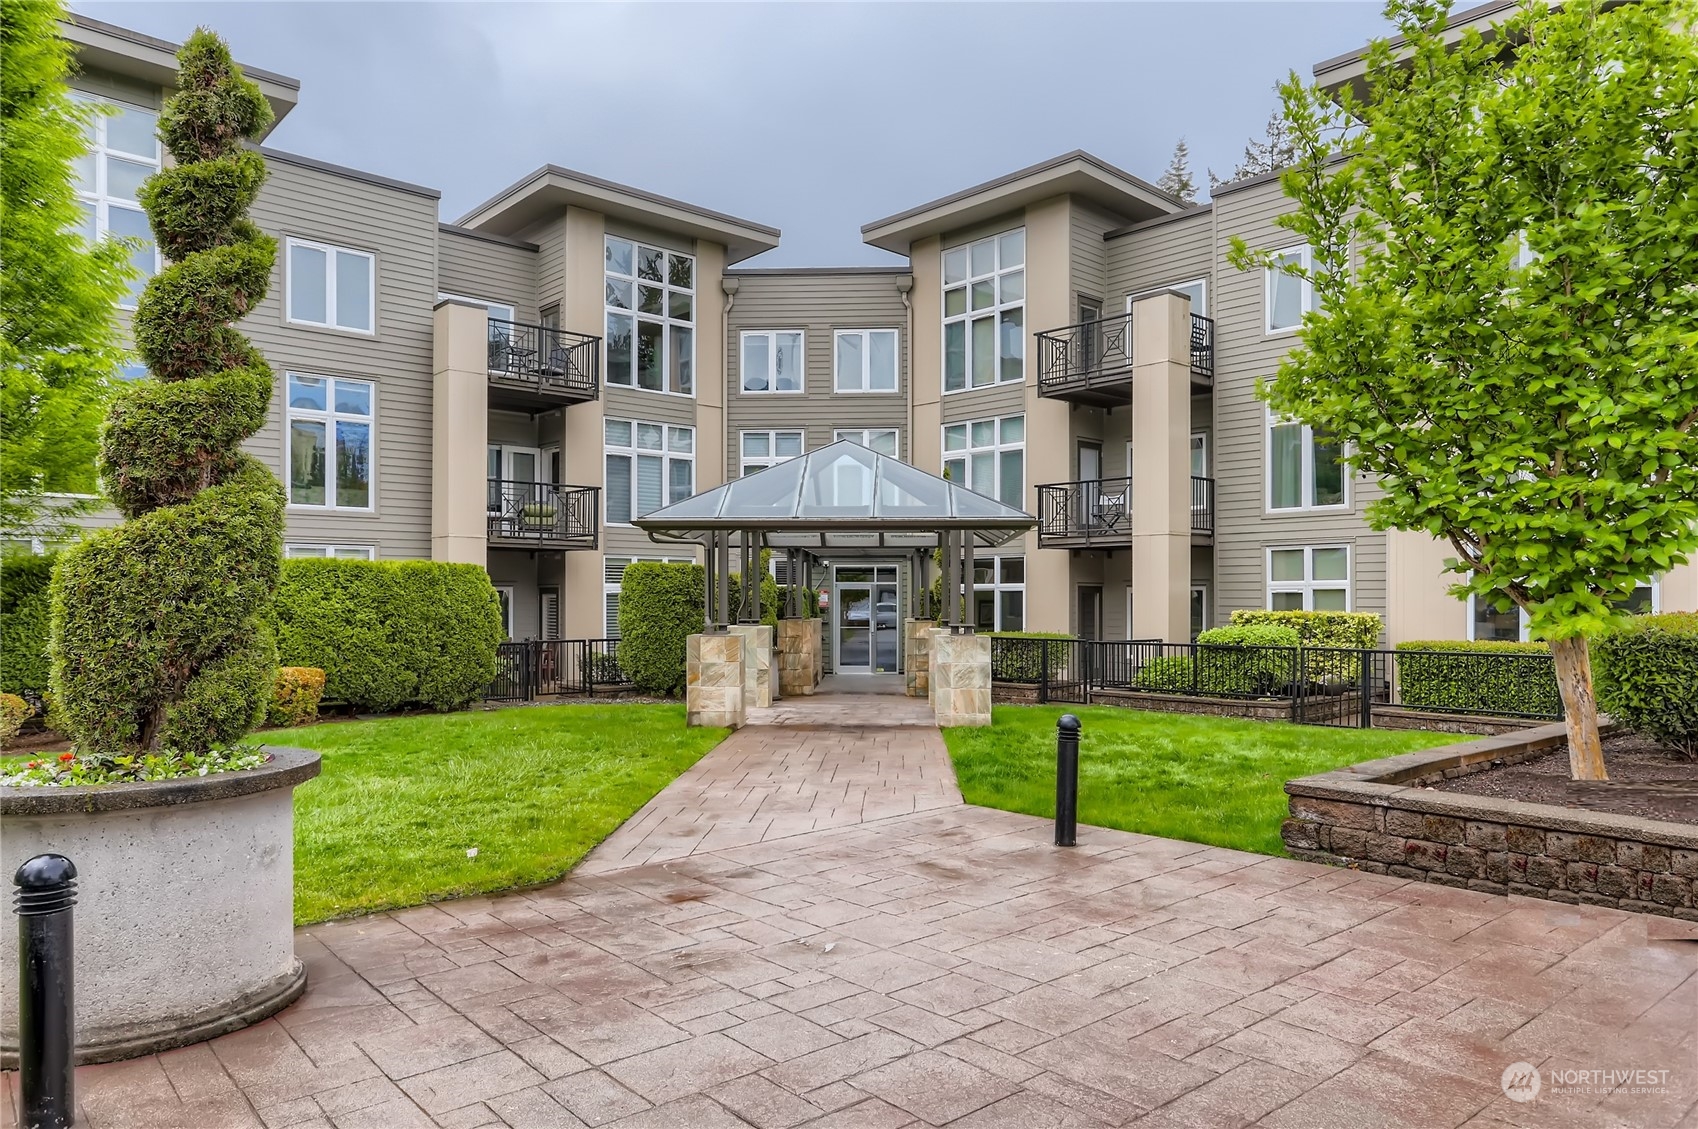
[1283,722,1698,920]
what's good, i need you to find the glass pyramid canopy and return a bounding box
[633,440,1034,548]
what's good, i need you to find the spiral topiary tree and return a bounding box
[50,29,285,759]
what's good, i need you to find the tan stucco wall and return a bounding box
[430,301,489,565]
[1664,558,1698,614]
[908,235,943,476]
[1385,528,1467,646]
[560,206,608,638]
[694,240,728,494]
[1020,197,1073,635]
[1128,292,1193,642]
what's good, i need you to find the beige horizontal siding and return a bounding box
[437,230,538,323]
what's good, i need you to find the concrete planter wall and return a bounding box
[0,747,321,1065]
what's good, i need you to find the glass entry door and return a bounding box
[834,565,899,674]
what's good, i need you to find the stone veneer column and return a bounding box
[931,630,991,727]
[904,619,935,698]
[686,632,745,728]
[728,624,773,708]
[809,618,823,687]
[1129,291,1194,643]
[776,619,815,697]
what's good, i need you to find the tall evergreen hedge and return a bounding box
[1594,613,1698,757]
[51,31,285,757]
[271,559,502,713]
[0,554,54,698]
[617,561,779,697]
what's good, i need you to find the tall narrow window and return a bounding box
[287,238,375,333]
[1267,409,1345,511]
[970,557,1025,631]
[286,374,374,510]
[943,229,1025,392]
[834,329,899,392]
[740,331,805,393]
[73,95,161,307]
[1265,246,1315,333]
[943,415,1024,509]
[605,237,693,394]
[605,418,693,524]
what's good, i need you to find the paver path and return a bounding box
[10,697,1697,1129]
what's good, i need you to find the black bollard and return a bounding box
[1055,713,1080,847]
[15,854,77,1129]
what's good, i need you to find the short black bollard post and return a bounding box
[15,854,77,1129]
[1055,713,1080,847]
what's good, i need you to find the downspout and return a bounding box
[896,273,914,462]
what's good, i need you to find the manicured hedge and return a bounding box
[1229,610,1383,650]
[1,554,53,699]
[271,559,502,713]
[1595,613,1698,757]
[1133,626,1301,698]
[1395,640,1561,718]
[989,632,1074,682]
[618,562,704,697]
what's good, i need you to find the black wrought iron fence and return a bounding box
[488,318,600,399]
[487,638,629,702]
[989,638,1563,728]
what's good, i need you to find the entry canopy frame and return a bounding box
[632,439,1035,551]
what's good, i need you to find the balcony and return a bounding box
[1035,475,1215,548]
[1036,312,1213,406]
[487,318,600,411]
[487,480,599,550]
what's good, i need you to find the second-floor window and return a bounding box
[944,229,1025,392]
[741,430,804,476]
[944,414,1024,509]
[606,237,694,395]
[1265,245,1315,334]
[73,95,160,308]
[741,331,804,393]
[288,238,375,333]
[1268,409,1345,511]
[605,419,693,524]
[835,428,898,456]
[835,329,898,393]
[287,373,374,510]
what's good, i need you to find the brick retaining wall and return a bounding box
[1283,722,1698,920]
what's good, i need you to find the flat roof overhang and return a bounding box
[860,150,1184,256]
[457,166,781,265]
[63,14,299,136]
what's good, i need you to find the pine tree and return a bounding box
[51,29,285,758]
[0,0,135,538]
[1231,106,1299,182]
[1154,139,1197,203]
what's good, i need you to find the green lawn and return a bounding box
[943,705,1462,856]
[281,704,726,924]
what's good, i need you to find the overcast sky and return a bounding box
[73,1,1390,267]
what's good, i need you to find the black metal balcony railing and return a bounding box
[1191,474,1215,538]
[1036,476,1133,546]
[1036,312,1134,401]
[1190,314,1214,380]
[487,318,600,400]
[486,480,599,549]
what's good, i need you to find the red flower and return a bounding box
[58,753,74,762]
[26,761,38,769]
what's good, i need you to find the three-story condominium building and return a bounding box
[44,10,1697,675]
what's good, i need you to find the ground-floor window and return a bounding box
[284,544,375,560]
[1469,580,1660,642]
[1268,545,1350,611]
[971,555,1024,631]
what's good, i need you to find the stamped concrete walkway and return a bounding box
[9,695,1698,1129]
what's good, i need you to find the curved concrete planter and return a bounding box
[0,747,321,1065]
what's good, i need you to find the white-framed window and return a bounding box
[72,94,160,308]
[943,228,1025,392]
[1191,432,1209,478]
[284,544,376,560]
[287,238,375,334]
[1265,245,1315,334]
[605,419,693,525]
[1268,546,1351,612]
[740,330,805,394]
[741,430,804,476]
[1469,581,1660,642]
[971,556,1025,631]
[286,373,374,510]
[834,428,898,456]
[1267,408,1345,511]
[834,329,899,393]
[605,237,693,395]
[604,555,689,637]
[1129,278,1207,317]
[944,415,1024,509]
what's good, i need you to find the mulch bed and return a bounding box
[1435,730,1698,825]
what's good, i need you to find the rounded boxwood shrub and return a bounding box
[51,34,285,758]
[271,559,502,713]
[0,693,30,747]
[1196,624,1301,697]
[1,554,54,700]
[1394,640,1561,718]
[267,666,326,728]
[1595,613,1698,757]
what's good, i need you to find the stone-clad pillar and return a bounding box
[905,619,935,698]
[776,619,816,697]
[729,624,773,708]
[931,630,991,727]
[686,632,745,728]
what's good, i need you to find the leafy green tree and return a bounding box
[1230,0,1698,780]
[0,0,135,537]
[51,28,284,758]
